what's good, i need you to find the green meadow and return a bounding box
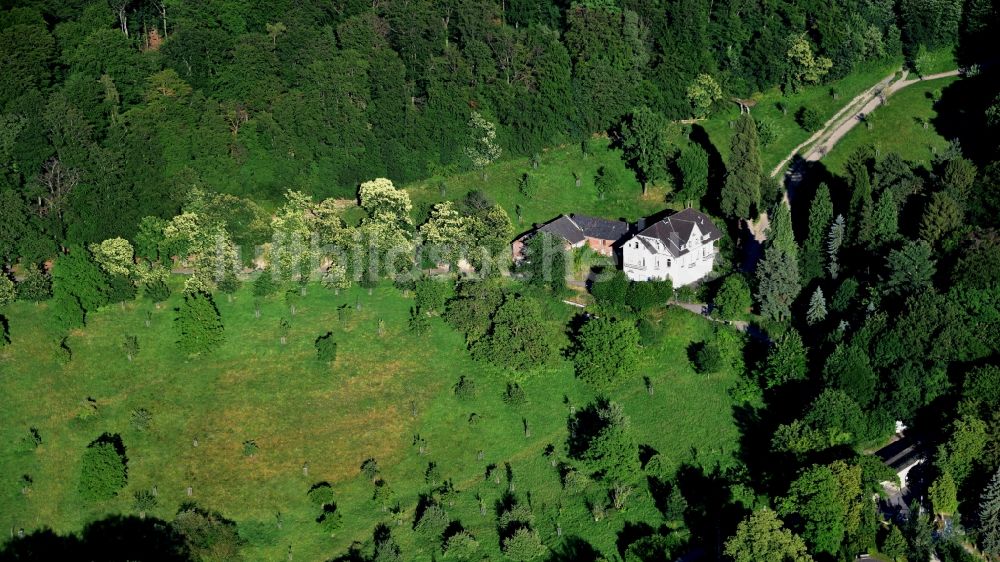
[0,279,742,560]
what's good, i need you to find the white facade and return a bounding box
[622,222,717,286]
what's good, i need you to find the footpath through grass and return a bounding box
[0,279,741,560]
[822,76,960,174]
[701,59,901,172]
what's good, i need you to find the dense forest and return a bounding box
[1,0,996,262]
[2,0,1000,561]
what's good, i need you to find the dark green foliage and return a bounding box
[885,240,936,295]
[172,506,244,558]
[143,278,170,304]
[693,342,724,374]
[572,316,640,390]
[759,330,807,388]
[980,468,1000,557]
[721,114,762,219]
[620,107,671,194]
[472,295,557,371]
[675,144,709,205]
[175,290,224,355]
[315,332,337,363]
[414,278,450,315]
[519,232,568,295]
[830,278,859,312]
[79,437,127,501]
[415,504,449,538]
[824,344,877,406]
[453,376,477,400]
[252,270,279,298]
[16,265,52,301]
[408,307,429,335]
[517,173,537,198]
[503,383,527,408]
[795,106,823,131]
[755,247,801,322]
[217,274,241,297]
[591,269,629,308]
[713,274,751,320]
[626,280,673,312]
[578,401,640,484]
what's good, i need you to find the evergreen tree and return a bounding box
[827,215,846,279]
[175,290,225,355]
[885,240,936,295]
[801,184,833,282]
[766,202,797,256]
[756,246,801,322]
[920,191,963,245]
[721,114,763,220]
[807,287,827,325]
[979,467,1000,557]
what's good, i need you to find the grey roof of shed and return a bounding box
[636,208,722,257]
[533,214,629,245]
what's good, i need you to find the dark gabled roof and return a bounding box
[531,214,629,245]
[636,208,722,257]
[570,214,629,241]
[537,215,586,245]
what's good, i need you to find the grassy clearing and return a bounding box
[403,137,669,230]
[0,278,741,560]
[822,76,959,174]
[700,60,901,171]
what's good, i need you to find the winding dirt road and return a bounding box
[747,67,961,244]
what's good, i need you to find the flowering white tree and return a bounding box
[464,111,502,179]
[359,178,413,229]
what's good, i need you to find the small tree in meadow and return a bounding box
[693,342,724,374]
[252,269,279,297]
[175,290,224,355]
[133,488,158,519]
[79,438,127,501]
[361,458,380,482]
[143,278,171,305]
[315,332,336,362]
[121,334,139,361]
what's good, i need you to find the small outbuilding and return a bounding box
[512,214,628,261]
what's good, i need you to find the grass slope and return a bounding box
[821,76,960,174]
[700,60,901,172]
[0,280,741,560]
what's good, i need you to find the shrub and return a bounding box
[130,408,152,432]
[315,332,337,362]
[16,266,52,301]
[502,528,547,560]
[414,278,450,314]
[252,269,279,297]
[79,437,127,501]
[408,307,429,334]
[591,269,628,308]
[308,482,335,507]
[713,275,751,320]
[133,488,158,518]
[15,427,42,453]
[143,278,171,303]
[361,458,380,481]
[318,505,343,535]
[453,376,477,400]
[415,504,450,537]
[443,530,480,560]
[756,119,777,147]
[502,383,527,407]
[796,106,823,131]
[242,440,258,457]
[693,342,724,374]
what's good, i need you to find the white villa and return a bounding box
[622,208,722,286]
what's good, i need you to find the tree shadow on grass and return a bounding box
[0,515,190,561]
